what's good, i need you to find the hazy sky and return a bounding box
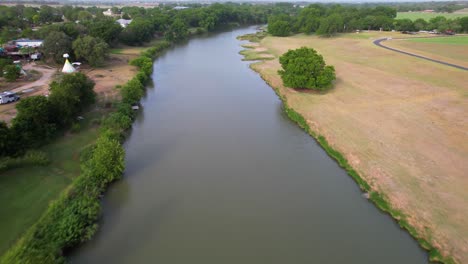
[35,0,464,2]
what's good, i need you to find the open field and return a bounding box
[396,12,468,20]
[385,37,468,68]
[242,31,468,263]
[408,36,468,45]
[0,110,104,255]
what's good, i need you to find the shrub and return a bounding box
[4,65,21,82]
[0,151,50,173]
[70,123,81,133]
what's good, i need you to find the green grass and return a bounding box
[109,49,124,55]
[0,110,103,256]
[408,36,468,45]
[396,12,468,21]
[239,49,274,61]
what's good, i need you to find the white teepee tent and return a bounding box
[62,54,75,73]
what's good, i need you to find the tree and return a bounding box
[120,17,154,45]
[73,36,109,67]
[296,7,321,34]
[413,18,428,31]
[0,121,14,156]
[165,18,188,43]
[42,31,72,64]
[268,20,291,36]
[0,58,13,77]
[460,17,468,33]
[4,65,20,82]
[278,47,335,91]
[88,17,122,44]
[317,14,344,36]
[11,96,56,147]
[394,19,416,32]
[48,73,95,126]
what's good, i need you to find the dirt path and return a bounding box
[0,64,57,123]
[373,38,468,71]
[12,64,57,94]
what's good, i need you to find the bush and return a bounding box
[120,77,144,104]
[0,151,50,173]
[70,123,81,133]
[0,58,13,77]
[4,65,20,82]
[101,112,133,132]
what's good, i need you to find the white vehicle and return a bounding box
[0,91,20,104]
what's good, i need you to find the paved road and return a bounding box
[373,38,468,71]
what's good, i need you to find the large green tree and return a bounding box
[165,18,189,43]
[42,31,72,64]
[268,20,291,36]
[0,121,14,156]
[278,47,335,91]
[73,36,109,67]
[88,17,122,44]
[11,96,56,147]
[48,73,95,126]
[316,14,344,36]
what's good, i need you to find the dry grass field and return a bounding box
[242,31,468,263]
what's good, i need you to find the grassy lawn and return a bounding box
[110,48,124,54]
[408,36,468,45]
[0,110,104,256]
[396,12,468,20]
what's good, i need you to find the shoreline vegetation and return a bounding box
[0,39,171,263]
[238,31,456,264]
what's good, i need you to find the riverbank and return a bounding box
[0,40,171,263]
[239,31,467,263]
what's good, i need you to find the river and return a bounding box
[71,26,427,264]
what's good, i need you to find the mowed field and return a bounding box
[396,11,468,20]
[0,111,102,255]
[385,36,468,68]
[244,32,468,263]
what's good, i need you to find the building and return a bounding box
[116,19,132,28]
[103,9,114,16]
[173,6,189,10]
[14,39,43,48]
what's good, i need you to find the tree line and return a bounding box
[0,3,274,66]
[267,4,468,37]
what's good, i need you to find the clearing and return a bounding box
[242,31,468,263]
[396,11,468,20]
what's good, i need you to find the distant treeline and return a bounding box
[266,4,468,37]
[0,3,278,64]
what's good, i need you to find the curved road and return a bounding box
[373,38,468,71]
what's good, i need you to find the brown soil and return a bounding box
[245,31,468,263]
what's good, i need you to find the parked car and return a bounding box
[0,91,20,104]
